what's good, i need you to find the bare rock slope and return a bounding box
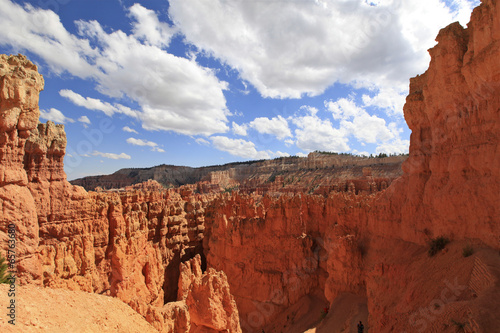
[0,0,499,332]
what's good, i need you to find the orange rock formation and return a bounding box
[1,0,500,332]
[0,54,240,332]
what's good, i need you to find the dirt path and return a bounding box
[304,293,368,333]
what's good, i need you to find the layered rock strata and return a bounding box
[1,0,500,332]
[0,54,44,284]
[0,55,240,332]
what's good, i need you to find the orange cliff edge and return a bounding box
[1,0,500,333]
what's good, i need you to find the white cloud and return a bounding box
[168,0,472,99]
[0,1,230,136]
[274,151,290,158]
[211,136,270,159]
[40,108,74,124]
[326,98,394,144]
[78,116,91,125]
[126,137,157,147]
[328,98,364,120]
[75,18,229,136]
[374,121,410,155]
[232,122,248,136]
[0,0,99,78]
[126,137,164,152]
[452,0,480,26]
[299,106,319,116]
[195,138,210,145]
[375,137,410,155]
[362,87,406,117]
[248,115,292,140]
[59,89,140,118]
[292,113,350,153]
[92,150,131,160]
[122,126,139,134]
[128,3,176,48]
[291,97,409,154]
[352,150,370,157]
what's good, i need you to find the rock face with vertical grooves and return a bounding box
[0,55,240,332]
[0,54,44,284]
[1,0,500,331]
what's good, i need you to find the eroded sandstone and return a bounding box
[1,0,500,332]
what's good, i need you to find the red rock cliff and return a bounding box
[0,54,44,284]
[397,0,500,245]
[0,55,241,332]
[1,0,499,332]
[203,1,500,331]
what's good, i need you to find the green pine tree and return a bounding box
[0,252,11,284]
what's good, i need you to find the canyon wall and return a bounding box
[396,0,500,245]
[1,0,499,332]
[71,152,405,193]
[0,55,240,333]
[203,0,500,331]
[0,54,44,284]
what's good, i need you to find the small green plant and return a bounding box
[0,252,12,284]
[428,236,450,256]
[462,244,474,257]
[223,186,238,194]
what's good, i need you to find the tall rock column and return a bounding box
[0,54,44,284]
[399,0,500,245]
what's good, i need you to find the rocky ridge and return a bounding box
[70,152,406,196]
[0,54,240,332]
[0,0,499,332]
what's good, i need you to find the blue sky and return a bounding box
[0,0,479,180]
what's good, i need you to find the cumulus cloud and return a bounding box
[122,126,139,134]
[128,3,176,48]
[126,137,164,152]
[168,0,474,100]
[232,122,248,136]
[75,19,229,136]
[292,113,350,153]
[211,136,270,159]
[290,96,409,154]
[362,87,406,117]
[248,115,292,140]
[0,0,98,78]
[0,0,229,136]
[92,151,131,160]
[78,116,91,125]
[274,151,290,158]
[375,137,410,155]
[40,108,74,124]
[195,138,210,145]
[326,98,394,144]
[59,89,140,118]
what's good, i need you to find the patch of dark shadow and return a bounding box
[152,215,164,244]
[163,244,205,304]
[163,251,182,303]
[198,248,207,273]
[357,237,369,258]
